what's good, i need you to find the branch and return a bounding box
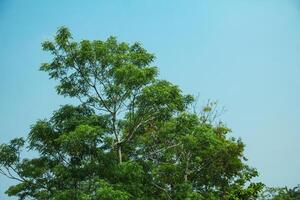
[92,84,112,113]
[152,182,172,200]
[70,55,113,114]
[147,143,182,157]
[0,167,26,183]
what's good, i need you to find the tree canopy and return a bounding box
[0,27,264,199]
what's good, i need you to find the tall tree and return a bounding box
[0,27,263,199]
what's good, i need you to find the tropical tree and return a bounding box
[0,27,263,199]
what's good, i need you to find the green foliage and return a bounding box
[0,27,263,199]
[259,185,300,200]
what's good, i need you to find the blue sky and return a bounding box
[1,0,300,198]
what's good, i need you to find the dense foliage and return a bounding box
[0,27,264,199]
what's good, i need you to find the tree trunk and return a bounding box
[184,153,190,182]
[184,174,188,182]
[118,145,122,164]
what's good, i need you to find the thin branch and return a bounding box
[0,167,25,182]
[152,182,172,200]
[147,143,182,157]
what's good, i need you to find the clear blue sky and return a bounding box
[1,0,300,198]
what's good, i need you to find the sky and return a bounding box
[1,0,300,198]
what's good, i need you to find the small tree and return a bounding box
[0,27,263,199]
[259,185,300,200]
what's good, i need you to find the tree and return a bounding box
[259,185,300,200]
[0,27,263,199]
